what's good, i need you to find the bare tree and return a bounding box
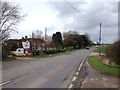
[46,35,53,48]
[32,30,43,39]
[0,1,25,44]
[63,30,79,39]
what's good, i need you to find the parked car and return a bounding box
[86,46,90,49]
[25,53,32,56]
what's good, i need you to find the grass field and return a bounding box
[88,56,120,76]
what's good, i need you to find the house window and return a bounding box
[18,49,21,52]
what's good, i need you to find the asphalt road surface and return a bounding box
[2,47,95,88]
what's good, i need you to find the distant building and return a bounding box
[8,36,45,54]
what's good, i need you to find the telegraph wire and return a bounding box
[64,0,99,25]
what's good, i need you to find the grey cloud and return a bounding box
[48,2,86,18]
[48,1,118,43]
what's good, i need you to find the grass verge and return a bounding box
[88,56,120,76]
[95,45,108,53]
[2,57,16,62]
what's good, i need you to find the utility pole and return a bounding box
[45,27,47,50]
[32,32,34,51]
[99,23,102,56]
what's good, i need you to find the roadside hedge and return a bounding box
[32,49,67,56]
[106,40,120,66]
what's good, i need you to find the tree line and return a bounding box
[51,31,92,49]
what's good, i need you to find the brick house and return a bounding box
[8,36,45,53]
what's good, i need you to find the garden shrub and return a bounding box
[32,49,67,56]
[32,50,40,56]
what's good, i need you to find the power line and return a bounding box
[64,0,98,25]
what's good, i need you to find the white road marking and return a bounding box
[78,57,86,71]
[0,81,10,86]
[72,77,77,82]
[68,56,88,89]
[78,63,82,71]
[75,72,79,75]
[68,84,73,88]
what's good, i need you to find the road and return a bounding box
[2,47,94,88]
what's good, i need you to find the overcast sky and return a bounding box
[9,0,118,43]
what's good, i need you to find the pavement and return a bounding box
[2,47,95,88]
[81,52,119,88]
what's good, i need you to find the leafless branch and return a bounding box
[0,1,25,44]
